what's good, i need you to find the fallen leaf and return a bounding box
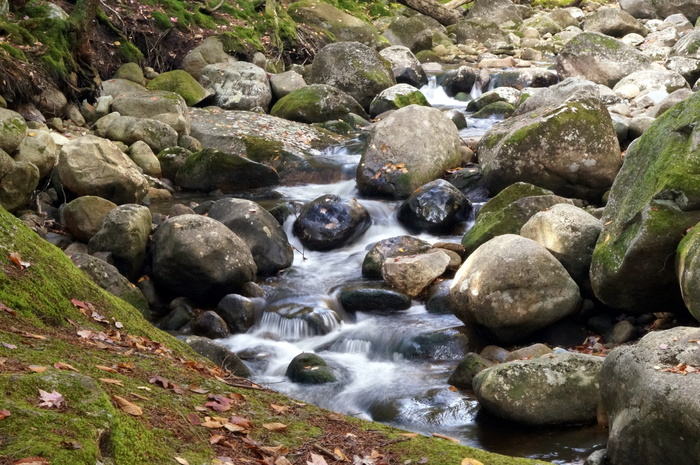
[28,365,47,373]
[307,453,328,465]
[0,409,10,420]
[461,459,484,465]
[399,433,419,438]
[449,385,458,392]
[18,331,46,340]
[205,395,233,412]
[223,423,246,433]
[187,413,201,425]
[38,389,64,408]
[276,458,293,465]
[12,457,50,465]
[174,458,190,465]
[100,378,124,386]
[432,433,460,443]
[149,375,170,389]
[54,362,79,372]
[189,384,209,394]
[112,395,143,416]
[9,252,30,269]
[0,301,16,315]
[263,422,288,432]
[2,342,17,349]
[130,392,149,401]
[260,445,289,455]
[334,447,349,461]
[209,434,225,444]
[136,386,152,391]
[270,403,289,414]
[114,321,123,329]
[96,365,119,373]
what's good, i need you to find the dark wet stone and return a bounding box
[448,352,495,388]
[192,310,230,339]
[293,194,371,251]
[362,235,432,279]
[286,352,336,384]
[339,285,412,312]
[397,179,472,234]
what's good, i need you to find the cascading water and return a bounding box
[206,77,606,464]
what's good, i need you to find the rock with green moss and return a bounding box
[671,29,700,59]
[521,14,562,36]
[111,90,190,136]
[0,108,27,154]
[676,224,700,322]
[288,0,384,49]
[379,45,428,87]
[309,41,395,109]
[61,195,118,242]
[448,352,495,388]
[473,352,602,425]
[157,146,192,180]
[113,62,146,86]
[513,77,600,116]
[146,70,211,106]
[270,84,367,123]
[175,148,279,193]
[101,78,149,96]
[181,36,233,81]
[286,352,336,384]
[357,105,461,199]
[199,61,272,112]
[56,135,149,205]
[455,18,506,44]
[590,92,700,312]
[382,15,440,53]
[13,128,58,178]
[583,7,648,38]
[369,83,430,117]
[478,93,621,202]
[471,101,517,119]
[556,32,653,87]
[466,0,523,28]
[0,154,39,212]
[181,335,250,377]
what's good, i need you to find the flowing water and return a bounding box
[170,77,607,464]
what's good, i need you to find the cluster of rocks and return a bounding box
[3,0,700,463]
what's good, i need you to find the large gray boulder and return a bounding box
[677,225,700,322]
[199,61,272,111]
[620,0,700,24]
[514,77,600,116]
[181,37,233,81]
[582,7,648,37]
[88,204,152,280]
[670,30,700,60]
[110,91,190,136]
[269,84,367,124]
[14,129,58,179]
[356,105,461,199]
[473,352,603,425]
[56,135,149,205]
[478,92,621,202]
[601,327,700,465]
[613,69,689,95]
[379,46,428,88]
[451,234,581,343]
[207,198,293,276]
[590,92,700,312]
[0,152,39,213]
[97,114,179,153]
[557,32,653,88]
[151,214,257,302]
[455,18,506,45]
[465,0,523,28]
[520,203,602,285]
[308,41,395,109]
[381,14,443,54]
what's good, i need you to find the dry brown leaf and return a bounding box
[112,395,143,416]
[399,433,419,438]
[54,362,79,372]
[130,393,149,401]
[189,384,209,394]
[0,301,16,315]
[12,457,50,465]
[18,331,46,340]
[96,365,119,373]
[270,403,289,414]
[187,413,201,425]
[0,409,11,420]
[9,252,30,269]
[28,365,47,373]
[333,447,349,461]
[260,445,289,455]
[100,378,124,386]
[275,457,293,465]
[461,459,484,465]
[432,433,460,443]
[263,422,288,432]
[223,423,246,433]
[306,453,328,465]
[209,434,225,444]
[38,389,64,409]
[174,458,190,465]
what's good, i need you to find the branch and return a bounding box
[444,0,473,9]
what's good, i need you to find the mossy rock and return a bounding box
[471,101,516,119]
[477,182,552,218]
[113,62,146,86]
[368,83,430,117]
[0,108,27,154]
[677,224,700,322]
[286,353,337,384]
[146,70,211,106]
[415,49,441,63]
[270,84,367,123]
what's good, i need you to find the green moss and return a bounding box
[18,17,75,78]
[151,10,174,29]
[118,41,144,63]
[219,27,264,55]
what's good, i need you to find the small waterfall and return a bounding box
[258,312,316,341]
[420,75,468,108]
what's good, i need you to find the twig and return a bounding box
[312,443,339,460]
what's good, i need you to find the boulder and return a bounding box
[180,37,233,81]
[677,225,700,322]
[157,147,191,180]
[473,352,603,425]
[493,69,559,90]
[207,198,293,276]
[671,30,700,60]
[174,148,279,193]
[362,235,432,279]
[308,41,395,109]
[620,0,700,24]
[88,204,152,280]
[382,250,450,297]
[128,141,161,177]
[287,0,383,48]
[466,87,521,112]
[269,70,306,99]
[440,66,479,97]
[338,284,412,312]
[216,293,261,334]
[465,0,523,28]
[451,234,581,343]
[520,203,602,284]
[13,129,58,179]
[379,46,428,88]
[71,253,150,318]
[521,14,562,36]
[292,194,371,251]
[557,32,653,88]
[151,214,257,302]
[182,335,250,377]
[478,92,621,202]
[192,310,231,339]
[514,77,600,116]
[0,152,39,212]
[110,90,190,136]
[368,84,430,118]
[0,108,26,153]
[61,196,117,243]
[582,7,648,37]
[454,18,506,45]
[448,352,495,388]
[98,114,179,153]
[356,105,461,199]
[199,61,272,111]
[471,102,516,119]
[590,92,700,312]
[601,327,700,465]
[382,15,441,53]
[146,70,212,106]
[613,69,689,95]
[56,135,149,205]
[101,78,148,97]
[270,84,367,124]
[286,352,336,384]
[396,179,471,234]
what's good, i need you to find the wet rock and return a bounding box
[338,284,412,312]
[151,214,257,303]
[270,84,367,124]
[379,46,428,88]
[403,327,470,360]
[443,109,467,130]
[308,41,395,109]
[208,198,293,276]
[602,327,700,465]
[382,249,450,297]
[473,352,603,425]
[217,294,260,334]
[362,235,432,279]
[356,105,461,199]
[192,310,230,339]
[293,194,371,251]
[182,335,250,377]
[440,66,479,97]
[286,352,336,384]
[199,61,272,112]
[88,204,152,280]
[451,234,581,343]
[448,352,495,388]
[466,87,521,112]
[55,135,149,205]
[397,179,471,234]
[426,279,453,314]
[471,101,516,119]
[445,164,487,201]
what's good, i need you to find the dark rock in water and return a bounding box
[192,310,230,339]
[443,108,467,130]
[157,147,192,181]
[448,352,495,388]
[362,235,432,279]
[286,352,336,384]
[217,294,261,334]
[136,275,169,317]
[426,279,453,314]
[293,194,371,251]
[181,335,250,378]
[159,297,196,331]
[440,66,478,97]
[533,319,589,348]
[397,179,472,234]
[168,204,195,217]
[401,327,470,360]
[208,198,293,276]
[240,281,265,298]
[445,164,489,202]
[339,285,412,312]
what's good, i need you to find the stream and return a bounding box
[164,76,608,464]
